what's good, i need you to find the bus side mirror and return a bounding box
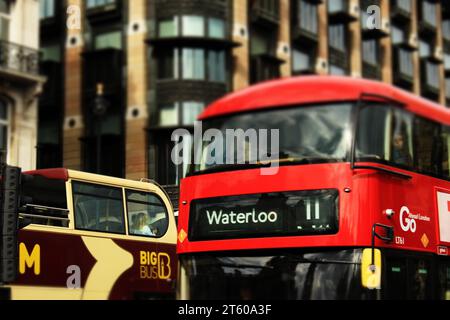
[0,165,21,284]
[361,248,382,290]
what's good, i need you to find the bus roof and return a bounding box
[199,76,450,125]
[24,168,162,191]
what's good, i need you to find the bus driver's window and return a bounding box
[126,190,169,238]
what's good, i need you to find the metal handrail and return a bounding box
[0,39,39,75]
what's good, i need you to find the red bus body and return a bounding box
[177,76,450,299]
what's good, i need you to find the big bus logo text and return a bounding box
[399,206,430,233]
[140,251,171,280]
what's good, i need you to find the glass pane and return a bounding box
[0,0,8,14]
[159,17,178,37]
[95,31,122,50]
[182,102,204,125]
[159,103,179,126]
[158,48,177,79]
[390,109,413,168]
[414,116,440,175]
[127,190,168,238]
[40,45,61,62]
[0,99,7,120]
[329,65,346,75]
[328,0,345,13]
[40,0,55,19]
[182,48,205,80]
[208,18,225,38]
[356,104,391,161]
[0,124,7,151]
[363,40,378,65]
[251,29,270,55]
[87,0,115,9]
[182,15,205,37]
[391,25,405,44]
[0,16,9,41]
[300,0,318,34]
[445,53,450,70]
[73,182,125,234]
[443,20,450,41]
[208,50,226,82]
[329,24,346,51]
[419,40,431,58]
[292,49,310,72]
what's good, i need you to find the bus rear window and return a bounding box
[21,175,68,227]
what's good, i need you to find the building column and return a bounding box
[232,0,250,91]
[63,0,84,171]
[317,1,329,75]
[125,0,148,180]
[278,0,291,77]
[350,0,362,77]
[411,0,421,95]
[436,2,446,105]
[381,0,393,84]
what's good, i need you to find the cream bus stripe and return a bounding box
[9,285,83,300]
[81,237,134,300]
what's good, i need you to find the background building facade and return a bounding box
[37,0,450,197]
[0,0,45,170]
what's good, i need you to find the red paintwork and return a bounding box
[178,76,450,256]
[199,76,450,125]
[23,168,69,181]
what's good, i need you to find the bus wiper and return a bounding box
[194,163,269,175]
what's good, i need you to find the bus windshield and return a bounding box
[192,103,353,174]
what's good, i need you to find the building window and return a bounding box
[396,47,414,78]
[0,0,9,41]
[0,99,9,159]
[446,77,450,100]
[39,0,55,19]
[362,39,381,79]
[328,23,349,75]
[422,60,440,91]
[86,0,116,9]
[149,130,193,186]
[391,24,407,45]
[250,25,280,83]
[158,101,205,127]
[443,20,450,42]
[40,45,61,62]
[445,52,450,71]
[158,17,179,37]
[292,47,315,74]
[208,17,226,39]
[158,16,226,39]
[94,31,122,50]
[182,48,205,80]
[298,0,318,35]
[420,0,437,28]
[395,0,412,13]
[157,47,226,83]
[181,15,205,37]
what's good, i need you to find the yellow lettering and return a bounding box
[19,243,40,275]
[158,253,171,280]
[150,252,157,266]
[140,251,147,265]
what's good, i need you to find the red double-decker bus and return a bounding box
[177,76,450,300]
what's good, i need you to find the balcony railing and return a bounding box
[0,40,39,75]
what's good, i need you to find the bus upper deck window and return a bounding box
[126,190,169,238]
[73,182,125,234]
